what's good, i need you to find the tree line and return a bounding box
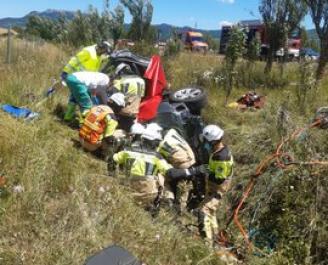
[24,0,155,47]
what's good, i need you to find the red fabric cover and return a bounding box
[137,55,167,122]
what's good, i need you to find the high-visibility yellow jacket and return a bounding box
[113,148,172,177]
[79,105,118,145]
[157,129,196,169]
[208,145,234,182]
[113,75,146,97]
[63,45,104,74]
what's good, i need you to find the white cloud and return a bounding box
[219,0,235,4]
[219,20,234,27]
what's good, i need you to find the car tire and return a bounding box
[169,87,207,115]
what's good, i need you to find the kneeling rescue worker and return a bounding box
[108,125,173,208]
[79,93,125,153]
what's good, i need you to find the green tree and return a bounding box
[25,16,58,41]
[110,5,125,45]
[120,0,154,41]
[259,0,307,73]
[303,0,328,81]
[224,26,246,103]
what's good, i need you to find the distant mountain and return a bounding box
[0,9,316,41]
[0,9,75,28]
[0,9,220,40]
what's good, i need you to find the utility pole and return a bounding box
[6,25,12,64]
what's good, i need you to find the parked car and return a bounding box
[300,48,320,61]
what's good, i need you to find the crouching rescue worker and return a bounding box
[110,63,146,131]
[157,128,196,212]
[64,72,111,122]
[79,93,125,155]
[108,125,174,211]
[166,125,233,246]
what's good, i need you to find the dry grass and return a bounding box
[0,40,220,265]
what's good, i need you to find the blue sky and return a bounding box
[1,0,313,29]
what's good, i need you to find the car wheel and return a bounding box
[169,87,207,115]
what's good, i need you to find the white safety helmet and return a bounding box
[115,63,132,76]
[146,123,163,134]
[109,93,125,107]
[202,125,224,142]
[97,41,113,54]
[130,123,146,135]
[141,129,163,141]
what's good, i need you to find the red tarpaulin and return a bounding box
[137,55,167,122]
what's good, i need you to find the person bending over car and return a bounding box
[64,71,112,122]
[110,63,146,131]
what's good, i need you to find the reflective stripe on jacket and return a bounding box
[63,45,103,74]
[157,129,196,169]
[79,105,117,145]
[208,146,234,181]
[113,149,172,177]
[113,75,146,97]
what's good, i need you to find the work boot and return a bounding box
[63,103,76,122]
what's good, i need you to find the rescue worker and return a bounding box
[110,63,146,131]
[197,125,233,245]
[62,41,112,78]
[157,128,196,212]
[62,41,112,121]
[79,93,125,154]
[166,125,233,246]
[64,72,111,122]
[129,122,146,147]
[108,126,175,209]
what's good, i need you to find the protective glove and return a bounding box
[188,164,208,176]
[166,168,191,181]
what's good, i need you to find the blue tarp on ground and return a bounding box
[1,104,39,120]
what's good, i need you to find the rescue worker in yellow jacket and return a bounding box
[79,93,125,153]
[108,125,174,208]
[110,63,146,131]
[62,41,112,121]
[62,41,112,78]
[198,125,233,244]
[166,125,233,245]
[157,128,196,212]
